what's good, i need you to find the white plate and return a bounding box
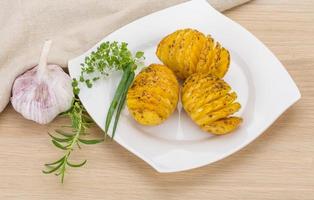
[68,0,301,172]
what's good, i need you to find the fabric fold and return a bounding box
[0,0,250,112]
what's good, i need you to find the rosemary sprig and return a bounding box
[44,42,143,183]
[73,41,144,138]
[43,98,103,183]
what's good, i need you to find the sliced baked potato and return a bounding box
[127,64,179,125]
[156,28,230,79]
[182,73,242,135]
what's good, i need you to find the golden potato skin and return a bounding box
[182,73,242,135]
[127,64,179,125]
[156,29,230,80]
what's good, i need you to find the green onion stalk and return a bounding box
[104,63,135,139]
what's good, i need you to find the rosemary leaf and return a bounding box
[66,160,87,168]
[45,156,65,166]
[55,129,75,138]
[48,132,72,143]
[42,161,64,174]
[78,138,104,145]
[52,140,68,150]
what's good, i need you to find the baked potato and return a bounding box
[156,28,230,79]
[182,73,242,134]
[127,64,179,125]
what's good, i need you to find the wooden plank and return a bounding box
[0,0,313,199]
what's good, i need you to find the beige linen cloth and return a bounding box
[0,0,250,113]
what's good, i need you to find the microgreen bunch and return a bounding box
[72,41,144,95]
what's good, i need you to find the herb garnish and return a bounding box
[43,98,103,183]
[44,41,143,183]
[73,41,144,138]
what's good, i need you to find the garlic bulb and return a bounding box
[11,40,73,124]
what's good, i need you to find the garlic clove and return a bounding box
[11,40,73,124]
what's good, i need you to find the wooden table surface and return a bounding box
[0,0,313,199]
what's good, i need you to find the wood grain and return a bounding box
[0,0,313,199]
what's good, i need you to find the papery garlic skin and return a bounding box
[11,40,73,124]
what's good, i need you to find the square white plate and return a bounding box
[68,0,301,172]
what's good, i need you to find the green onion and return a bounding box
[104,64,132,136]
[74,41,145,139]
[111,71,135,139]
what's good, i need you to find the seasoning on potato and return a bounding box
[127,64,179,125]
[156,28,230,80]
[182,72,242,135]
